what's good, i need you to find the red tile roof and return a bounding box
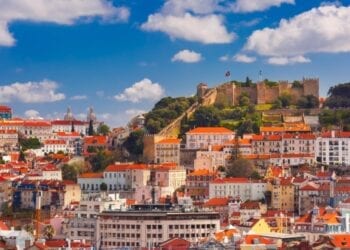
[186,127,234,134]
[23,120,51,127]
[0,105,11,112]
[79,172,103,179]
[0,220,9,230]
[330,234,350,248]
[204,197,229,207]
[84,135,107,144]
[157,138,181,144]
[105,163,148,172]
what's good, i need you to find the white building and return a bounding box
[96,205,220,249]
[42,139,74,154]
[51,120,87,136]
[78,172,104,192]
[209,178,267,202]
[316,131,350,166]
[186,127,235,150]
[155,138,181,165]
[66,193,127,245]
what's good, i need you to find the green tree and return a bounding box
[325,82,350,108]
[1,202,13,217]
[19,137,41,151]
[238,92,250,107]
[97,124,110,136]
[226,158,255,178]
[61,164,79,182]
[279,92,292,108]
[297,95,319,109]
[123,129,145,156]
[88,120,94,136]
[43,225,55,239]
[192,106,220,127]
[100,182,108,191]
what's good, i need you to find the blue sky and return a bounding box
[0,0,350,127]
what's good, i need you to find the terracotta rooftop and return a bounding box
[186,127,234,134]
[204,197,229,207]
[104,163,148,172]
[157,138,181,144]
[79,172,103,179]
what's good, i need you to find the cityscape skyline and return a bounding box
[0,0,350,127]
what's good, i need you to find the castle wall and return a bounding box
[234,86,257,105]
[215,83,235,106]
[302,78,319,98]
[263,85,280,104]
[257,83,266,104]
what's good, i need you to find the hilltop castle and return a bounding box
[197,78,319,106]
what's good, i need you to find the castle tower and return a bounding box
[87,106,97,122]
[197,83,208,99]
[302,78,319,99]
[64,106,74,121]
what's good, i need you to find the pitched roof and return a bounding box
[104,163,148,172]
[330,234,350,248]
[79,172,103,179]
[157,138,181,144]
[186,127,234,134]
[84,135,107,144]
[188,169,216,177]
[204,197,229,207]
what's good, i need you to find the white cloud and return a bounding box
[71,95,87,100]
[142,12,234,44]
[233,54,256,63]
[0,79,65,103]
[114,78,165,103]
[96,91,105,98]
[161,0,221,15]
[245,5,350,58]
[24,109,42,119]
[0,0,129,46]
[231,0,294,13]
[267,55,311,65]
[172,50,202,63]
[219,55,230,62]
[125,109,146,117]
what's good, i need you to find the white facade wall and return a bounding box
[78,178,104,192]
[209,181,267,201]
[316,136,350,166]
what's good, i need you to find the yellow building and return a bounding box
[268,177,295,212]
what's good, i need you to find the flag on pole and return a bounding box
[225,71,230,77]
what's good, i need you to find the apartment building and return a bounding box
[186,127,235,150]
[96,205,220,249]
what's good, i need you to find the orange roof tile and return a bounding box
[187,127,234,134]
[105,163,148,172]
[84,135,107,144]
[0,220,9,230]
[204,197,229,207]
[330,234,350,248]
[79,172,103,179]
[215,228,239,241]
[211,177,250,184]
[188,169,216,177]
[157,138,181,144]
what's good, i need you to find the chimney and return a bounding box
[331,130,335,138]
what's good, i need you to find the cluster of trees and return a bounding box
[324,82,350,108]
[181,95,260,137]
[319,109,350,131]
[145,96,196,134]
[19,137,41,151]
